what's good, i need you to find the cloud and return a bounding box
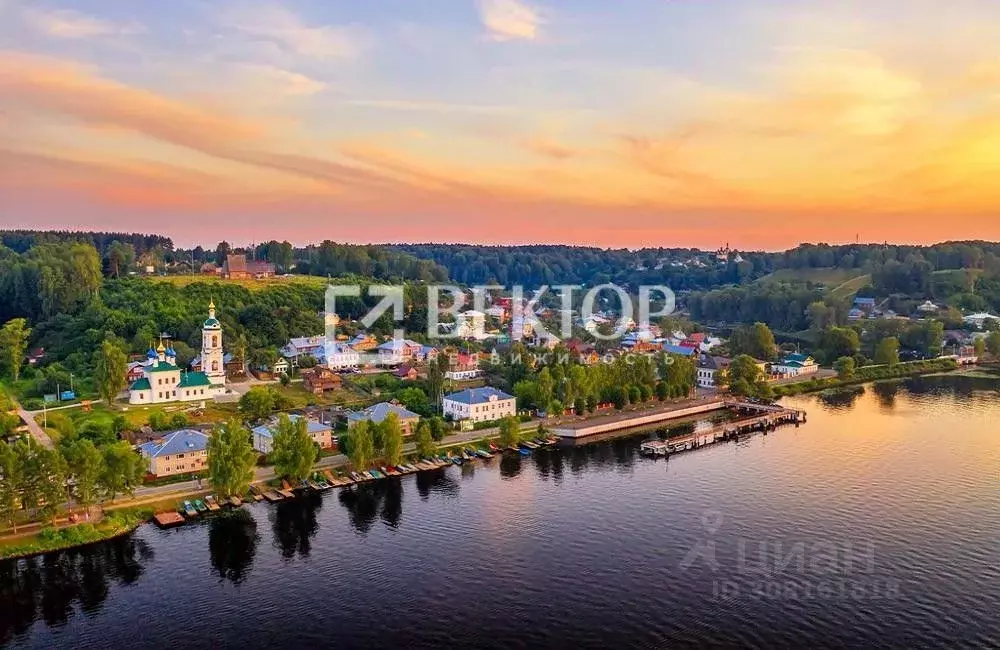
[524,137,580,160]
[237,65,326,96]
[23,8,143,39]
[225,4,362,60]
[477,0,543,41]
[340,99,515,114]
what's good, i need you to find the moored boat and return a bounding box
[182,500,198,517]
[194,499,208,513]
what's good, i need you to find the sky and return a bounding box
[3,0,1000,250]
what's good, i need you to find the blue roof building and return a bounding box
[252,415,332,453]
[442,387,516,424]
[137,429,209,477]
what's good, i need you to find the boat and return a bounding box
[476,449,492,459]
[204,495,221,511]
[248,486,264,502]
[182,500,198,517]
[518,448,531,456]
[194,499,208,513]
[306,479,323,490]
[521,441,539,450]
[489,442,501,452]
[230,496,243,507]
[369,469,383,479]
[263,490,284,502]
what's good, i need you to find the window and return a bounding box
[212,360,219,372]
[178,453,184,459]
[212,335,218,347]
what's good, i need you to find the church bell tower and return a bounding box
[202,300,226,386]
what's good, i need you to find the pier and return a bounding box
[552,398,806,440]
[639,402,806,457]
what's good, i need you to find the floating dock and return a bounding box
[153,512,185,528]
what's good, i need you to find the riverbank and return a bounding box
[0,507,152,560]
[771,358,960,397]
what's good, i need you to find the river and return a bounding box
[2,375,999,648]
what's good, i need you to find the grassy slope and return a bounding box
[148,274,329,291]
[757,267,867,287]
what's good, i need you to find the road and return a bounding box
[12,399,54,448]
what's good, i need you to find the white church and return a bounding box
[128,301,228,404]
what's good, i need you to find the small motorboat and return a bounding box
[182,500,198,517]
[204,495,221,511]
[193,499,208,513]
[489,442,501,452]
[518,448,531,456]
[476,449,492,459]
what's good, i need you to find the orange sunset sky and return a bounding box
[3,0,1000,249]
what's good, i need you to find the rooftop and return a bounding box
[444,387,515,404]
[253,414,331,439]
[347,401,420,423]
[138,429,209,458]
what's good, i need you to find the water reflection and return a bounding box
[499,453,522,478]
[0,535,152,645]
[818,385,866,409]
[208,511,259,585]
[414,469,459,501]
[872,380,901,409]
[338,480,405,534]
[270,492,323,559]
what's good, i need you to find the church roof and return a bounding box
[147,362,180,373]
[204,317,221,328]
[178,372,212,388]
[130,378,151,391]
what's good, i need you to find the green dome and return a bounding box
[203,318,221,328]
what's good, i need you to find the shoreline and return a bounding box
[771,358,962,397]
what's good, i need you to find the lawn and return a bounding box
[271,383,369,410]
[148,274,329,291]
[827,273,873,301]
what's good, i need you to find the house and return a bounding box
[681,333,707,349]
[418,345,440,362]
[376,339,423,366]
[772,353,819,377]
[126,361,147,383]
[853,297,877,309]
[394,365,419,381]
[280,336,327,367]
[445,352,482,380]
[663,344,697,357]
[347,402,420,435]
[252,415,332,454]
[917,300,940,314]
[326,342,360,370]
[485,305,507,322]
[223,254,275,279]
[443,387,516,424]
[696,355,731,388]
[26,348,45,366]
[348,332,379,352]
[455,310,487,339]
[962,312,1000,329]
[847,308,866,321]
[272,358,290,375]
[302,367,343,394]
[138,429,209,478]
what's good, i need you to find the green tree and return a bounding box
[101,441,146,502]
[93,339,128,405]
[22,442,66,523]
[0,318,31,381]
[206,419,258,499]
[396,387,431,416]
[427,416,446,442]
[833,356,856,380]
[414,421,438,458]
[987,331,1000,356]
[63,438,104,513]
[730,322,777,361]
[239,386,277,422]
[655,381,669,401]
[105,240,135,278]
[498,416,521,448]
[874,337,900,367]
[817,326,861,363]
[346,421,374,469]
[271,414,317,482]
[0,440,24,532]
[727,355,764,397]
[974,337,986,358]
[380,412,404,465]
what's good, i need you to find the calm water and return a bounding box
[3,376,999,649]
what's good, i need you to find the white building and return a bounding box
[252,415,333,454]
[281,336,326,367]
[696,355,731,388]
[325,341,360,370]
[442,387,516,424]
[963,312,1000,329]
[128,302,226,405]
[771,353,819,377]
[455,310,487,339]
[376,339,423,366]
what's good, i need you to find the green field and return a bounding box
[827,273,872,300]
[148,274,329,291]
[756,267,868,288]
